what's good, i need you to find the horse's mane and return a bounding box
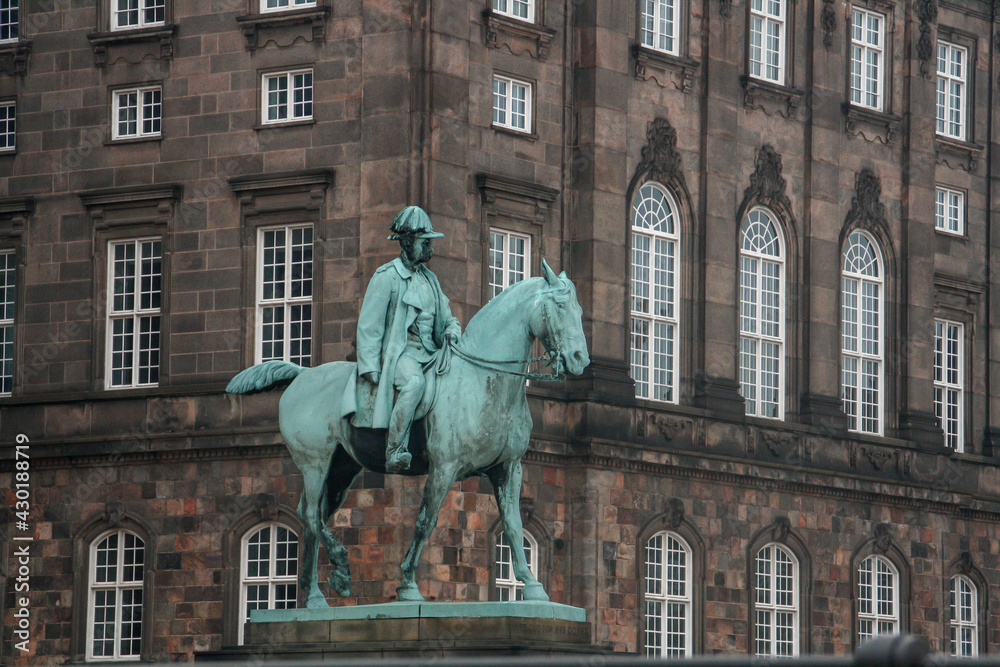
[464,275,572,338]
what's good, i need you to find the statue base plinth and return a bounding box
[199,601,604,661]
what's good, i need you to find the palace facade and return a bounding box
[1,0,999,661]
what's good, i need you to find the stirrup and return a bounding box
[386,450,412,473]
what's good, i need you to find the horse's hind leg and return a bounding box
[297,464,333,608]
[397,464,457,601]
[321,448,362,598]
[487,460,549,601]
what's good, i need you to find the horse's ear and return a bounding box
[558,271,568,280]
[541,258,559,287]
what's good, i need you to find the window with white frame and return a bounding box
[493,529,538,601]
[257,225,312,366]
[934,319,964,451]
[935,187,964,235]
[849,8,885,111]
[88,530,144,661]
[0,250,13,395]
[857,555,898,644]
[936,41,967,141]
[739,208,784,419]
[240,523,298,644]
[644,531,691,657]
[262,70,313,125]
[841,231,883,435]
[488,229,530,299]
[754,543,798,657]
[0,101,15,152]
[111,0,165,30]
[0,0,17,43]
[630,183,679,403]
[492,74,532,133]
[748,0,785,84]
[112,87,161,140]
[950,575,978,658]
[493,0,534,22]
[640,0,678,55]
[107,239,161,389]
[261,0,315,12]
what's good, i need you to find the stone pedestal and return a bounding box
[198,601,603,661]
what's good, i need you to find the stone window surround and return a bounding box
[945,553,988,657]
[0,197,28,398]
[80,185,180,393]
[746,518,812,656]
[70,506,157,663]
[842,0,901,144]
[740,0,807,118]
[932,273,982,456]
[482,0,555,61]
[933,317,965,452]
[0,96,15,154]
[491,71,535,137]
[487,517,548,601]
[87,0,176,68]
[849,527,911,651]
[636,506,705,656]
[934,185,966,237]
[221,496,304,647]
[256,65,316,130]
[109,83,163,143]
[236,0,330,52]
[228,168,333,370]
[0,0,30,77]
[934,26,983,172]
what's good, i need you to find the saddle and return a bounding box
[340,346,449,425]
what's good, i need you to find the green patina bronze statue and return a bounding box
[227,206,590,607]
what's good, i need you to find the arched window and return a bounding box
[739,208,784,419]
[239,523,298,643]
[842,231,884,434]
[753,543,799,657]
[857,555,898,644]
[493,529,538,601]
[644,531,692,657]
[950,574,978,657]
[630,182,680,403]
[88,529,145,661]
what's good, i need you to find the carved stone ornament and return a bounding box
[666,497,685,530]
[873,523,893,554]
[653,414,686,441]
[635,117,684,187]
[254,493,279,520]
[771,516,791,543]
[849,443,859,468]
[743,144,791,212]
[915,0,938,77]
[104,500,126,528]
[821,0,837,49]
[633,45,700,93]
[956,551,974,574]
[520,496,536,522]
[846,168,886,233]
[760,431,792,457]
[898,451,914,477]
[864,445,893,470]
[720,0,735,19]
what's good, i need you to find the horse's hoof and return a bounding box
[521,582,549,602]
[306,593,330,608]
[396,583,424,602]
[328,570,352,598]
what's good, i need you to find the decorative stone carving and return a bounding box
[771,516,791,543]
[898,451,914,477]
[666,497,685,529]
[720,0,735,19]
[864,446,893,470]
[636,412,646,438]
[915,0,937,77]
[635,117,684,186]
[0,197,33,238]
[956,551,974,574]
[743,144,791,212]
[254,493,278,520]
[104,500,126,528]
[483,10,555,61]
[821,0,837,48]
[653,415,686,441]
[87,25,176,67]
[849,443,858,468]
[844,104,901,145]
[935,137,983,173]
[236,6,330,51]
[742,77,805,119]
[0,41,30,76]
[633,45,700,93]
[746,428,757,455]
[761,431,793,457]
[845,168,886,234]
[520,496,536,522]
[873,523,893,553]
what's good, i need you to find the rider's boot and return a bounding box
[385,374,423,473]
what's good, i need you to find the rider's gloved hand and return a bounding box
[445,332,459,346]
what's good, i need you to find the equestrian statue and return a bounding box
[227,206,590,607]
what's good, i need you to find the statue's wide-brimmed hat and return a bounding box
[388,206,445,240]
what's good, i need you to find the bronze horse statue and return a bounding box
[227,260,590,606]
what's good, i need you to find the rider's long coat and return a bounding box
[344,258,461,429]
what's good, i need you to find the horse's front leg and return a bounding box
[488,460,549,601]
[397,464,456,601]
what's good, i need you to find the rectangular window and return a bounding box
[640,0,678,55]
[0,250,13,395]
[492,0,534,22]
[257,225,313,366]
[934,319,964,451]
[749,0,785,85]
[488,229,530,299]
[112,87,162,140]
[492,74,532,133]
[107,239,162,389]
[112,0,165,30]
[937,41,967,140]
[849,8,885,111]
[0,0,18,43]
[261,0,316,12]
[0,100,14,152]
[262,70,313,125]
[935,187,964,236]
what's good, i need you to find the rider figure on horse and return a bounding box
[352,206,461,473]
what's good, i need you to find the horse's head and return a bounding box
[532,260,590,377]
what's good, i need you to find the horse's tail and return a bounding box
[226,360,305,394]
